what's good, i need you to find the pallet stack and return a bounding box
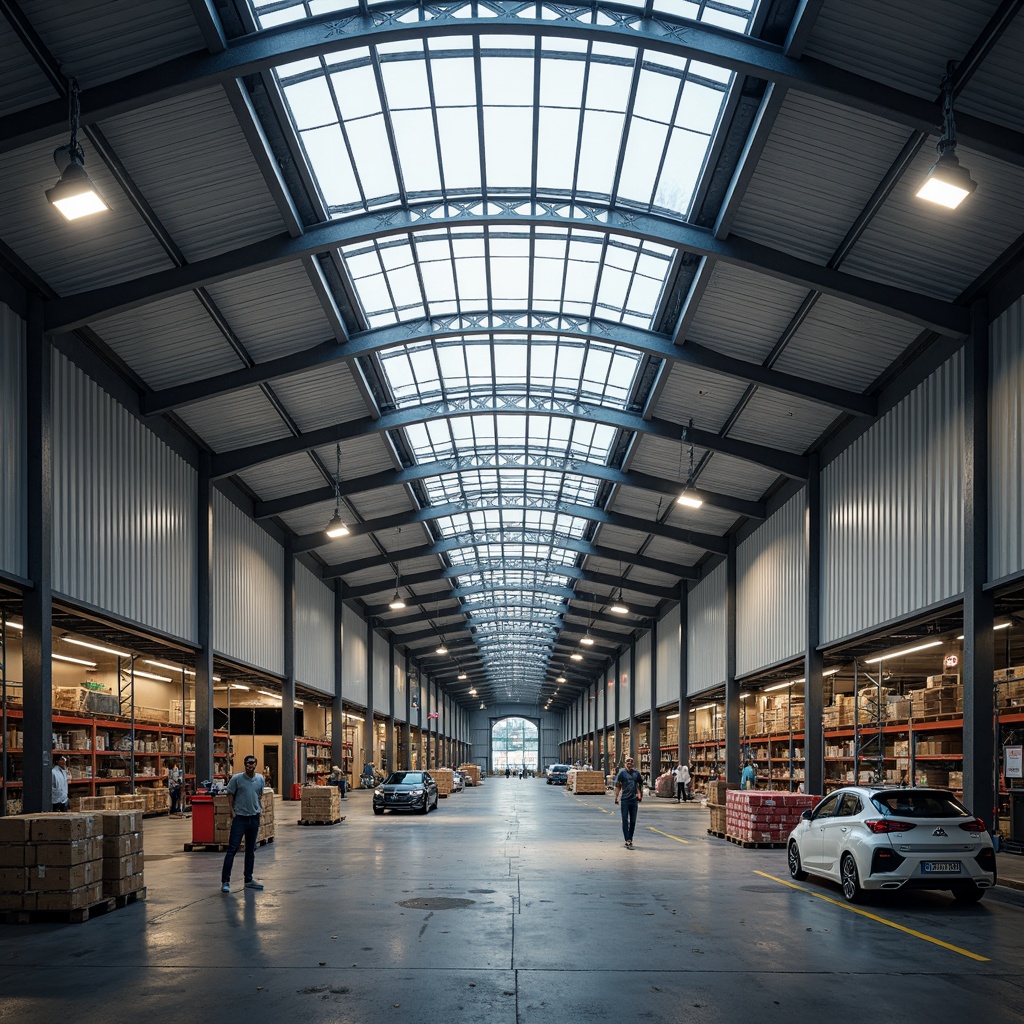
[458,764,480,786]
[101,810,144,897]
[299,785,341,823]
[724,790,817,846]
[431,768,453,796]
[213,789,275,843]
[706,780,737,835]
[567,769,605,794]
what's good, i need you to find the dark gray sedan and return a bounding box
[372,771,439,815]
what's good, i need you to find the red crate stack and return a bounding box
[724,790,819,844]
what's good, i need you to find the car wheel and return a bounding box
[952,884,985,904]
[787,842,808,881]
[840,853,863,903]
[373,806,384,816]
[420,797,429,814]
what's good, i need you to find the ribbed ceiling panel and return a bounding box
[271,364,369,434]
[177,390,292,452]
[728,388,838,455]
[236,452,328,503]
[652,362,750,436]
[0,26,52,115]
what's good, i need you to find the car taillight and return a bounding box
[959,818,987,833]
[865,819,916,834]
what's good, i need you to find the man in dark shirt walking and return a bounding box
[613,756,644,849]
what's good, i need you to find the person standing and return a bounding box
[51,753,69,811]
[613,756,643,849]
[167,760,183,814]
[741,759,757,790]
[220,755,266,894]
[673,762,691,803]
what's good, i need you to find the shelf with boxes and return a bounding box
[1,706,229,816]
[296,738,332,786]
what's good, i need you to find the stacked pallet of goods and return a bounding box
[567,769,605,794]
[0,811,144,915]
[299,785,342,823]
[706,780,737,835]
[212,789,275,844]
[431,768,453,797]
[724,790,817,846]
[458,764,480,786]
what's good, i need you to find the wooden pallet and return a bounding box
[2,887,146,925]
[297,816,345,826]
[706,829,726,839]
[725,835,787,849]
[184,836,275,852]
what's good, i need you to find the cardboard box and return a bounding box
[102,834,143,858]
[103,853,143,880]
[0,844,29,868]
[33,838,102,867]
[30,860,100,891]
[35,882,102,911]
[103,872,144,898]
[0,817,32,843]
[29,813,101,842]
[0,891,35,911]
[0,866,28,892]
[102,810,144,836]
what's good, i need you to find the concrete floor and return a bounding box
[2,779,1024,1023]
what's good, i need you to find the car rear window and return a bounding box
[871,790,970,818]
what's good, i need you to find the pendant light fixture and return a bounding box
[916,61,977,209]
[677,419,703,508]
[325,442,349,538]
[46,78,108,221]
[388,569,406,610]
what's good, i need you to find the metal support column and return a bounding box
[23,294,53,814]
[194,453,215,786]
[385,639,395,775]
[649,617,660,781]
[678,581,690,770]
[804,455,824,797]
[363,620,374,776]
[724,538,739,785]
[964,297,995,829]
[282,545,296,796]
[331,580,344,772]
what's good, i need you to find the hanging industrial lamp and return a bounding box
[46,78,108,221]
[916,60,977,209]
[325,443,349,538]
[388,570,406,610]
[677,419,703,508]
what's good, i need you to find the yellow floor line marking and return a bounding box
[754,871,990,962]
[646,826,689,844]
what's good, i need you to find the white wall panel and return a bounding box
[595,675,605,730]
[295,562,333,694]
[688,563,727,694]
[54,351,197,642]
[822,355,963,644]
[342,603,367,709]
[737,490,807,676]
[656,603,681,706]
[634,630,652,715]
[373,631,391,716]
[213,491,283,674]
[394,655,406,723]
[0,306,25,579]
[991,297,1024,583]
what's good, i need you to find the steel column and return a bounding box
[282,545,296,796]
[194,453,215,786]
[804,459,824,797]
[724,539,739,785]
[678,581,689,769]
[331,580,344,773]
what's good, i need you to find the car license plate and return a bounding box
[921,861,962,874]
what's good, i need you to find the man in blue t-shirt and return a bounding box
[220,755,266,893]
[613,756,644,849]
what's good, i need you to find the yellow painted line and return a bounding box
[646,826,689,845]
[754,871,990,962]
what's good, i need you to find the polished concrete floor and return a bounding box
[2,779,1024,1023]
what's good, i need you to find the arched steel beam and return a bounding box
[45,199,968,338]
[4,3,1021,166]
[295,495,728,558]
[258,450,764,523]
[213,397,806,483]
[143,312,873,420]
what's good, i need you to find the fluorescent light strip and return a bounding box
[52,653,96,667]
[145,659,193,675]
[864,640,942,664]
[132,670,172,682]
[231,684,249,690]
[5,620,24,630]
[63,637,130,658]
[257,690,281,700]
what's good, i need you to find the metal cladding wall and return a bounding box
[656,602,681,705]
[737,489,807,677]
[687,562,727,694]
[634,629,652,715]
[54,351,196,642]
[373,631,390,715]
[341,602,367,709]
[0,305,25,580]
[394,655,406,723]
[991,298,1024,584]
[295,561,333,694]
[213,490,283,674]
[595,679,604,730]
[822,354,963,645]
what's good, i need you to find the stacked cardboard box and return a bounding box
[259,789,275,842]
[101,811,144,897]
[213,791,276,843]
[300,785,341,822]
[706,780,738,834]
[0,813,104,912]
[458,764,480,786]
[724,790,817,845]
[567,769,604,794]
[430,768,453,796]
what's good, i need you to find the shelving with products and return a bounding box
[296,737,332,785]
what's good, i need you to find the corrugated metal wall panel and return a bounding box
[295,562,333,694]
[595,677,605,730]
[656,603,681,706]
[990,297,1024,582]
[0,306,26,579]
[737,490,807,677]
[394,657,406,724]
[634,630,652,715]
[342,603,367,709]
[212,490,283,675]
[822,354,964,645]
[53,351,196,641]
[688,563,727,694]
[618,663,630,726]
[373,633,391,716]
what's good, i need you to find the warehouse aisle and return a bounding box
[2,780,1024,1023]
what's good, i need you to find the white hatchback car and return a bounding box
[786,786,996,904]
